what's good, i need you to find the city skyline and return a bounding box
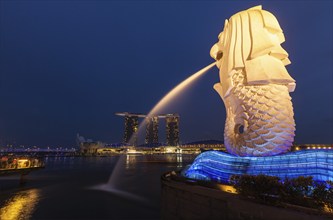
[0,1,332,147]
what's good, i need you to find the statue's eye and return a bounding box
[216,51,223,60]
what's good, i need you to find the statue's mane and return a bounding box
[215,5,295,98]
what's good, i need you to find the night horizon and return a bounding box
[0,1,332,147]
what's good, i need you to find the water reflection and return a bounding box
[125,154,186,169]
[90,154,191,204]
[177,154,183,167]
[0,189,40,220]
[125,154,138,169]
[90,155,149,204]
[0,155,197,219]
[124,154,192,167]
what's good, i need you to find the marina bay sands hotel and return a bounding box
[116,112,179,146]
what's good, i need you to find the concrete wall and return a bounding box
[161,174,332,220]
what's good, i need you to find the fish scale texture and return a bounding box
[224,70,295,156]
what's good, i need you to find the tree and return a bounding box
[230,174,281,203]
[280,176,314,206]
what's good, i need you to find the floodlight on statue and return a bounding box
[210,5,296,156]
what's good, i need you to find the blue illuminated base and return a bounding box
[184,150,333,183]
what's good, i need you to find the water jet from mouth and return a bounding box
[129,62,216,144]
[91,62,216,203]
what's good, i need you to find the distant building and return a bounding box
[80,142,104,155]
[116,112,181,146]
[145,116,159,145]
[124,115,139,145]
[180,140,226,153]
[166,114,180,146]
[76,134,105,155]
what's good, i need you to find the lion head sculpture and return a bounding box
[211,5,295,99]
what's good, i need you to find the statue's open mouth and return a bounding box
[210,43,222,61]
[216,51,223,61]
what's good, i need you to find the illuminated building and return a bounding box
[123,115,139,145]
[116,112,181,146]
[115,112,143,146]
[145,116,159,145]
[77,134,105,155]
[185,150,333,182]
[165,114,179,146]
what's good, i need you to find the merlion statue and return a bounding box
[210,5,296,156]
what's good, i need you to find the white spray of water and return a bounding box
[107,154,125,188]
[148,62,216,115]
[89,62,216,204]
[129,62,216,144]
[88,155,150,204]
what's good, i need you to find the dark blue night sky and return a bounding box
[0,1,332,147]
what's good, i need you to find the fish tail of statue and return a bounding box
[222,70,295,156]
